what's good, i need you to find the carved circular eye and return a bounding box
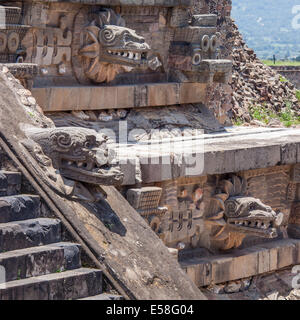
[192,51,202,65]
[56,133,72,149]
[84,141,91,148]
[7,32,19,54]
[201,35,210,52]
[0,32,7,53]
[225,200,238,217]
[210,35,218,52]
[123,33,130,42]
[100,29,115,43]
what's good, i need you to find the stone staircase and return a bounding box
[0,170,112,300]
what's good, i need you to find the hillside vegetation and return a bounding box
[232,0,300,59]
[262,60,300,67]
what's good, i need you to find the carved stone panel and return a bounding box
[130,174,285,252]
[19,2,231,86]
[126,187,168,232]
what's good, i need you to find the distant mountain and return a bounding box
[232,0,300,59]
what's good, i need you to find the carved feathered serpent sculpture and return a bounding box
[79,9,161,83]
[205,175,283,250]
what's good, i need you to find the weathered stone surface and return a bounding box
[270,66,300,89]
[180,239,300,287]
[0,242,81,282]
[0,268,102,300]
[115,127,300,184]
[0,218,61,252]
[23,126,124,190]
[0,170,103,300]
[203,268,300,300]
[32,83,207,111]
[0,171,21,196]
[2,0,300,301]
[0,195,40,223]
[0,69,206,300]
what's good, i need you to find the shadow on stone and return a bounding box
[83,200,127,237]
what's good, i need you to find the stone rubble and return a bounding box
[0,65,53,128]
[204,268,300,300]
[206,277,252,295]
[228,20,300,124]
[192,0,300,125]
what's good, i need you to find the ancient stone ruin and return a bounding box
[0,0,300,300]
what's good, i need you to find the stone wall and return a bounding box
[270,66,300,89]
[191,0,233,125]
[193,0,300,124]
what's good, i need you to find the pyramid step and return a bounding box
[0,218,61,252]
[0,171,21,196]
[0,242,81,282]
[0,268,103,300]
[0,195,40,223]
[79,293,123,300]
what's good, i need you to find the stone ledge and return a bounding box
[116,127,300,184]
[180,239,300,287]
[32,82,207,111]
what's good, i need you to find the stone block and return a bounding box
[148,83,180,106]
[191,14,218,27]
[117,85,135,109]
[183,259,212,287]
[179,83,206,104]
[203,150,235,175]
[140,155,173,183]
[0,218,61,252]
[281,143,297,165]
[0,242,80,282]
[126,187,162,210]
[297,144,300,163]
[0,195,40,223]
[32,83,209,111]
[0,268,103,300]
[120,161,136,186]
[181,239,300,287]
[277,242,296,269]
[291,164,300,183]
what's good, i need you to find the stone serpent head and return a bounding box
[205,175,283,250]
[79,9,161,83]
[23,127,123,186]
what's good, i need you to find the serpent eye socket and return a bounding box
[123,32,131,42]
[210,35,218,52]
[100,28,115,43]
[84,136,96,149]
[192,49,202,66]
[73,147,82,156]
[84,141,91,148]
[201,35,210,52]
[249,202,257,211]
